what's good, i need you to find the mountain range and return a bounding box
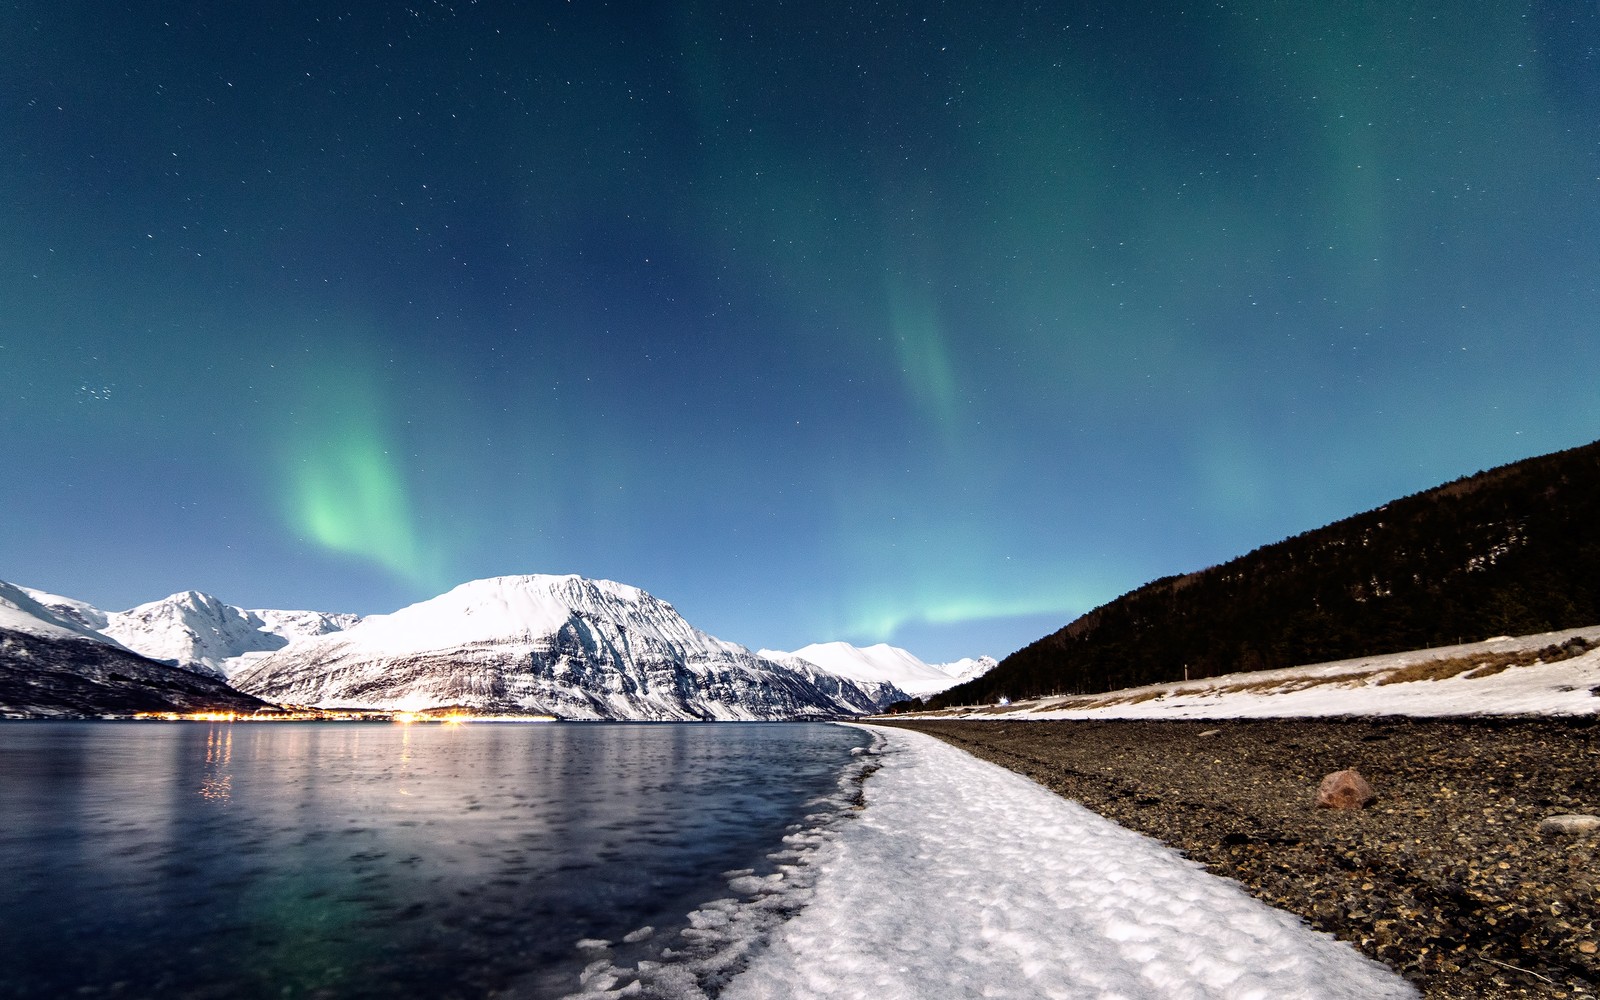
[23,586,361,679]
[768,642,997,698]
[0,582,271,717]
[1,574,992,720]
[934,438,1600,708]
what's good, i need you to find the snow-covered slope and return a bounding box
[231,575,890,720]
[22,587,361,679]
[928,626,1600,720]
[778,642,996,698]
[14,587,113,635]
[1,582,123,643]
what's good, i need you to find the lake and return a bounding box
[0,721,872,999]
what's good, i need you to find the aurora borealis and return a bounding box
[3,2,1597,660]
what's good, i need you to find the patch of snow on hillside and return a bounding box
[717,726,1413,1000]
[947,626,1600,721]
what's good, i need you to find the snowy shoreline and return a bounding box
[888,715,1600,998]
[720,724,1414,1000]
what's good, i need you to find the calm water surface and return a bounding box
[0,721,869,999]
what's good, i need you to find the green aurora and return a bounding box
[3,1,1596,659]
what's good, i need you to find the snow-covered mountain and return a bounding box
[0,581,272,718]
[757,649,911,713]
[776,641,998,699]
[937,655,1002,687]
[21,587,360,679]
[5,575,963,720]
[231,575,894,720]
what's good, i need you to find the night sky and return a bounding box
[4,2,1598,662]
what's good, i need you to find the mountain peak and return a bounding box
[346,574,682,655]
[131,590,220,618]
[446,574,659,608]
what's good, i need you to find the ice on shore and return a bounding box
[721,725,1415,1000]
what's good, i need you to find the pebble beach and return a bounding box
[885,717,1600,999]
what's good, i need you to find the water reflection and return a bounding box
[0,722,866,999]
[199,725,233,803]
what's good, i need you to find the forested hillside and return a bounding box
[933,440,1600,707]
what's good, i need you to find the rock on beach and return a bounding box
[1538,813,1600,838]
[1316,768,1378,809]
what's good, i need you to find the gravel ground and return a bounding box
[883,717,1600,999]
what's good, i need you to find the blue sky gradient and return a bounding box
[4,2,1597,660]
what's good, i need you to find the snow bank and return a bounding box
[722,725,1413,1000]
